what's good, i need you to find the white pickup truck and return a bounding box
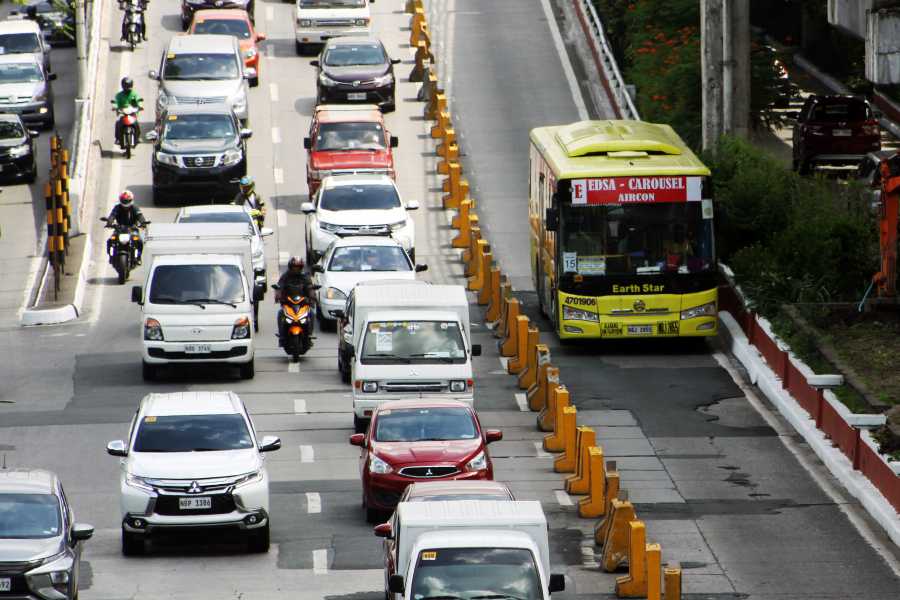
[294,0,373,55]
[375,500,566,600]
[130,223,265,381]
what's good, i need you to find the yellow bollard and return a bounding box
[615,520,647,597]
[426,91,446,121]
[486,273,508,323]
[452,181,473,225]
[594,468,621,543]
[510,324,537,376]
[517,334,542,390]
[479,265,499,307]
[565,427,597,494]
[647,544,662,600]
[467,241,490,291]
[405,0,423,14]
[578,447,607,517]
[493,282,512,338]
[431,109,451,139]
[527,348,553,410]
[498,300,521,356]
[450,200,472,247]
[537,366,561,430]
[497,296,519,344]
[506,318,532,374]
[442,162,461,208]
[553,408,579,472]
[409,8,426,47]
[409,40,430,82]
[599,500,636,571]
[542,386,570,451]
[463,224,481,268]
[664,564,681,600]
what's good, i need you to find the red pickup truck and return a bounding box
[304,104,399,196]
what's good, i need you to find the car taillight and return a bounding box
[862,120,880,136]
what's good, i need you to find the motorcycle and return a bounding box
[120,0,147,50]
[112,103,141,159]
[100,217,148,284]
[271,282,318,361]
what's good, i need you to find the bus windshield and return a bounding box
[559,202,713,276]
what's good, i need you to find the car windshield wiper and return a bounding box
[184,298,238,308]
[409,353,456,362]
[190,447,223,452]
[364,353,411,363]
[471,595,527,600]
[150,296,179,304]
[419,596,466,600]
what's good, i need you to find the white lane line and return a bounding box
[266,44,274,59]
[294,398,307,414]
[288,361,300,373]
[273,167,284,184]
[538,0,589,120]
[279,251,290,267]
[277,209,288,228]
[313,549,328,574]
[266,5,274,21]
[271,127,281,144]
[514,393,529,412]
[498,357,509,370]
[306,492,322,514]
[555,490,574,506]
[300,445,315,463]
[269,82,279,102]
[534,441,551,458]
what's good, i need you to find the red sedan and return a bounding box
[349,400,502,522]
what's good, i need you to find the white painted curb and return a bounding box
[719,311,900,546]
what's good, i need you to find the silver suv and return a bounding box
[0,54,56,129]
[0,469,93,600]
[149,34,252,124]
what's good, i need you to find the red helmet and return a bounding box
[288,256,304,272]
[118,190,134,206]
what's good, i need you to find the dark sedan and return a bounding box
[312,37,400,112]
[0,114,38,183]
[181,0,255,30]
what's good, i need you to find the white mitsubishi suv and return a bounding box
[302,174,418,264]
[106,391,281,555]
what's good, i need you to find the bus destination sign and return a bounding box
[571,176,702,205]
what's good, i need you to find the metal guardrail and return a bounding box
[576,0,640,120]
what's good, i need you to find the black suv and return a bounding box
[312,37,400,112]
[0,114,38,183]
[181,0,255,30]
[146,103,252,204]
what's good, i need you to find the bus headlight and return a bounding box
[562,305,598,322]
[680,302,716,320]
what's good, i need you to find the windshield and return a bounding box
[328,245,410,272]
[0,120,25,139]
[133,414,253,452]
[319,184,400,211]
[410,547,542,600]
[410,493,511,502]
[178,211,252,225]
[163,113,236,140]
[374,407,477,442]
[560,202,714,276]
[0,33,42,53]
[0,494,61,539]
[361,320,466,363]
[811,101,871,122]
[324,44,386,67]
[149,264,245,304]
[315,121,385,151]
[193,19,252,39]
[0,63,42,83]
[163,53,239,80]
[300,0,366,8]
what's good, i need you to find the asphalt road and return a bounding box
[0,1,898,599]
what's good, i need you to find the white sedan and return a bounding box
[311,235,427,326]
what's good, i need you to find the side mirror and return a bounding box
[349,433,365,447]
[47,73,57,81]
[406,200,419,210]
[485,429,502,444]
[545,207,559,230]
[240,128,253,139]
[311,284,322,291]
[389,135,399,148]
[131,285,143,304]
[391,58,401,65]
[373,522,393,538]
[106,440,127,457]
[471,344,482,357]
[260,227,274,237]
[388,575,405,595]
[144,130,158,142]
[27,129,40,138]
[148,69,159,80]
[415,263,428,272]
[244,68,258,80]
[301,202,315,214]
[256,32,267,41]
[310,60,320,68]
[549,574,566,593]
[311,264,324,273]
[303,137,312,150]
[71,523,94,543]
[259,435,282,452]
[333,309,345,320]
[253,283,265,302]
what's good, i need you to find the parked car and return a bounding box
[182,0,255,30]
[150,34,252,124]
[398,480,515,503]
[311,235,425,327]
[0,18,52,73]
[792,94,881,174]
[106,391,281,555]
[0,55,56,129]
[9,0,75,47]
[0,114,39,183]
[305,104,398,196]
[188,9,266,87]
[0,469,93,600]
[302,174,418,264]
[294,0,372,56]
[146,103,252,204]
[312,37,400,112]
[349,399,502,522]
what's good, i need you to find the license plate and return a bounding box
[833,129,851,136]
[0,578,11,592]
[179,497,212,510]
[627,325,654,336]
[347,92,366,101]
[184,344,212,354]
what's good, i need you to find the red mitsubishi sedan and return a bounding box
[349,400,502,522]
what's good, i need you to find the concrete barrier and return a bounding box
[452,182,472,225]
[646,543,662,600]
[485,272,507,323]
[518,338,546,390]
[466,240,490,291]
[497,297,520,344]
[426,91,447,121]
[543,385,571,451]
[405,0,423,13]
[409,8,428,47]
[437,132,459,174]
[409,41,433,82]
[524,343,551,397]
[664,563,681,600]
[450,201,474,246]
[431,109,451,139]
[537,366,561,430]
[598,498,636,570]
[565,426,597,494]
[593,465,621,540]
[615,520,647,597]
[503,315,529,363]
[553,412,581,473]
[417,65,441,104]
[463,225,481,271]
[507,320,534,374]
[442,160,460,204]
[499,305,523,357]
[577,447,608,517]
[494,285,512,338]
[478,265,499,306]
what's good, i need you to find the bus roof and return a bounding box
[530,120,711,179]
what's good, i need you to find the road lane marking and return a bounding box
[498,357,509,370]
[514,393,528,412]
[269,83,279,102]
[294,398,307,414]
[271,127,281,144]
[534,442,551,458]
[279,251,290,267]
[306,492,321,514]
[266,5,274,21]
[277,209,288,228]
[266,44,274,59]
[555,490,573,506]
[313,549,328,574]
[538,0,589,120]
[288,361,300,373]
[273,167,284,184]
[300,445,314,463]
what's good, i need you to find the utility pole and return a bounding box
[75,0,88,100]
[723,0,751,139]
[701,0,724,153]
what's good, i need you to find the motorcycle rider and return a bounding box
[274,256,315,335]
[113,77,143,147]
[119,0,148,42]
[233,175,266,228]
[106,191,147,264]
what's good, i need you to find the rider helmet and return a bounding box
[239,175,254,194]
[121,77,134,92]
[288,256,304,272]
[118,190,134,207]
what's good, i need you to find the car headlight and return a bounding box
[156,91,168,110]
[318,72,339,87]
[308,169,332,180]
[325,287,346,300]
[298,18,312,27]
[155,152,179,167]
[125,473,155,493]
[231,93,247,112]
[368,453,392,474]
[680,301,716,320]
[449,380,467,393]
[143,318,164,341]
[233,469,263,488]
[319,221,340,233]
[245,48,257,59]
[8,142,31,157]
[25,553,74,600]
[466,451,487,472]
[232,316,251,339]
[562,305,599,322]
[222,148,243,166]
[389,220,406,232]
[373,73,394,86]
[354,17,370,26]
[361,381,378,393]
[342,325,352,344]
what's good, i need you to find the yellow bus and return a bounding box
[529,120,717,340]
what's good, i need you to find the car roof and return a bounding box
[324,35,383,48]
[354,278,429,288]
[0,54,40,66]
[315,105,384,124]
[163,103,236,117]
[405,480,513,499]
[0,19,43,34]
[141,391,243,416]
[167,34,237,53]
[376,399,474,412]
[0,468,57,494]
[809,94,869,105]
[191,9,251,21]
[0,113,25,125]
[331,235,403,248]
[178,204,247,216]
[321,173,395,188]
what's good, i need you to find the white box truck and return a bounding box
[375,500,565,600]
[346,283,481,432]
[130,223,265,381]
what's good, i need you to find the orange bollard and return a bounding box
[451,200,473,247]
[526,348,553,410]
[431,109,451,139]
[467,241,490,291]
[479,265,499,306]
[506,318,532,374]
[426,91,447,121]
[497,296,519,343]
[578,447,608,517]
[664,564,682,600]
[599,499,636,570]
[409,8,426,47]
[553,408,579,472]
[565,427,597,494]
[463,225,481,269]
[498,300,520,356]
[452,181,473,225]
[442,159,459,197]
[405,0,423,14]
[647,544,662,600]
[517,335,544,390]
[409,40,430,82]
[615,521,648,597]
[594,467,621,543]
[486,273,508,323]
[542,386,570,451]
[536,366,561,430]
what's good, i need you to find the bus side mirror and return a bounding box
[545,207,559,230]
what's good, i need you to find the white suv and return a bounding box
[302,174,418,263]
[106,391,281,555]
[294,0,373,56]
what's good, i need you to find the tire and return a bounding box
[142,361,156,382]
[253,301,260,332]
[44,112,55,130]
[124,134,132,159]
[121,529,145,556]
[365,506,382,524]
[383,99,396,113]
[247,524,269,553]
[341,365,351,384]
[239,358,255,380]
[317,305,335,331]
[353,414,367,434]
[151,186,165,206]
[115,253,129,284]
[26,161,37,184]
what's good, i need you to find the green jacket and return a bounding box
[113,89,142,110]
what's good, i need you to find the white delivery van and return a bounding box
[348,283,481,432]
[131,223,265,382]
[294,0,373,56]
[375,500,565,600]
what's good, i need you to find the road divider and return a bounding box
[542,386,570,451]
[485,273,508,324]
[615,520,647,597]
[577,450,610,518]
[565,426,596,494]
[553,406,578,472]
[516,334,544,390]
[528,357,556,412]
